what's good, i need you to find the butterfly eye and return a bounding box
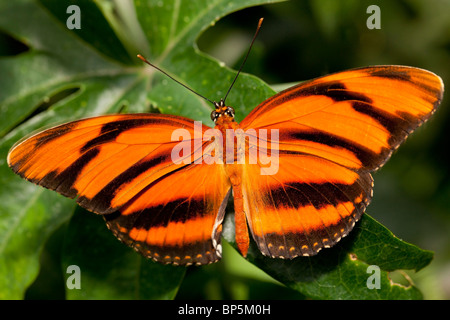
[210,110,218,121]
[226,106,235,117]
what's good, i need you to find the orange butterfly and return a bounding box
[7,23,444,267]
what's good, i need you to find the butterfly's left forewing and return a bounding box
[8,114,200,213]
[240,66,443,258]
[8,114,231,265]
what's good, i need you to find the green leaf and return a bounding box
[62,207,185,300]
[237,214,433,299]
[39,0,136,65]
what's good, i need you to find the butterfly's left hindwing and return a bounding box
[7,114,231,265]
[105,162,231,265]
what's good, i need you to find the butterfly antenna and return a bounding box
[222,17,264,104]
[137,54,215,105]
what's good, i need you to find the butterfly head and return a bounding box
[211,99,235,124]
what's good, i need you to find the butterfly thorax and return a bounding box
[212,102,245,166]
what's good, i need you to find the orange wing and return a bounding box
[7,114,231,265]
[7,65,444,264]
[240,66,443,258]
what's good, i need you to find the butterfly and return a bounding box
[6,19,444,266]
[7,63,443,266]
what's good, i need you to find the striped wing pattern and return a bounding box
[8,114,231,265]
[240,66,443,258]
[7,65,444,265]
[242,152,372,258]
